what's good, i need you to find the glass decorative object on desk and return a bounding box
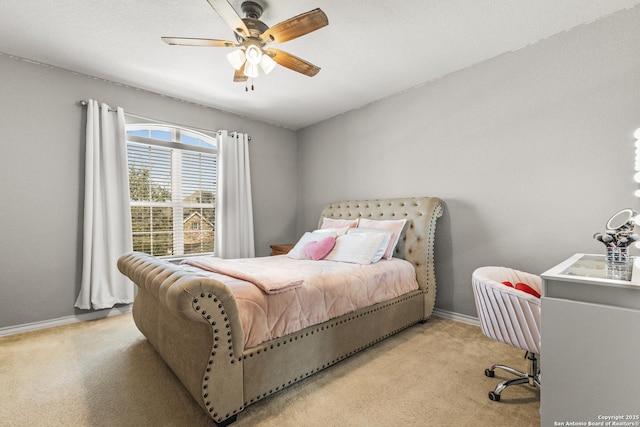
[594,208,638,281]
[605,246,632,280]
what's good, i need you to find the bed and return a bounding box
[117,196,443,426]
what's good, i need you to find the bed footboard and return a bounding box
[118,252,245,425]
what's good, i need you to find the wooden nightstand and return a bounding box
[270,243,294,256]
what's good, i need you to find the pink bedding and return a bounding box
[180,255,419,349]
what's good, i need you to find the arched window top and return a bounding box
[126,124,217,151]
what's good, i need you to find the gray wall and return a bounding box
[2,5,640,329]
[0,54,298,328]
[296,6,640,317]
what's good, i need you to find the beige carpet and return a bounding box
[0,314,539,427]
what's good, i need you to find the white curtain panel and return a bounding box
[75,100,134,310]
[214,131,255,259]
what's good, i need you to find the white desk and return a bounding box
[540,253,640,426]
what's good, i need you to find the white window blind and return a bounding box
[126,125,217,257]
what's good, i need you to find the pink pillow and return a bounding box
[304,236,336,260]
[320,217,358,229]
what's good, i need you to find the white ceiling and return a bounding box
[1,0,639,130]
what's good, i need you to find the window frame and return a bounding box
[125,123,217,259]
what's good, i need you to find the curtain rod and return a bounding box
[78,100,251,140]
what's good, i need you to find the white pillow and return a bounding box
[346,228,393,263]
[287,230,338,259]
[324,230,392,264]
[357,218,407,259]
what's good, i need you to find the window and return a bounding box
[126,124,217,257]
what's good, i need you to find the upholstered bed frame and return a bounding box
[117,196,443,426]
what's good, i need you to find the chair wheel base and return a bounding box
[488,391,501,401]
[485,369,495,377]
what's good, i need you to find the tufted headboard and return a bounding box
[318,197,444,318]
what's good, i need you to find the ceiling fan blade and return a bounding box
[261,8,328,44]
[161,37,236,47]
[266,48,320,77]
[234,63,248,82]
[206,0,250,40]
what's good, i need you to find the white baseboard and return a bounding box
[432,308,480,326]
[1,305,474,337]
[0,305,132,337]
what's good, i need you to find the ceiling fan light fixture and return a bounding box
[259,54,276,75]
[227,49,246,70]
[244,62,260,78]
[245,44,262,65]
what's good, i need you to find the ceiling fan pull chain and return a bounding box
[244,77,256,92]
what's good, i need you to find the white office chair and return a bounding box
[471,266,541,401]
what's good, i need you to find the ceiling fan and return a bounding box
[161,0,328,88]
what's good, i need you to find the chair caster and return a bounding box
[485,369,495,377]
[488,391,501,401]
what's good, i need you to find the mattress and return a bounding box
[180,255,419,349]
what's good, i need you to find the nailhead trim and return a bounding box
[192,292,243,424]
[242,292,423,406]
